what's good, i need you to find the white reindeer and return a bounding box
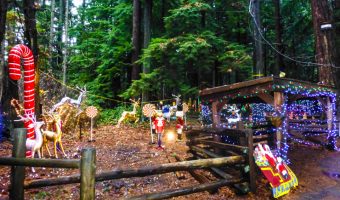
[17,115,44,159]
[50,86,87,113]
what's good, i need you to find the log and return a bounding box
[190,146,223,158]
[190,139,248,154]
[126,178,243,200]
[25,156,244,189]
[193,154,247,194]
[166,154,185,180]
[0,157,80,168]
[172,154,216,193]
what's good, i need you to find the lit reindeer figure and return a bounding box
[116,98,140,128]
[227,104,241,127]
[41,113,66,158]
[50,86,87,113]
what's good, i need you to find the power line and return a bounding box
[248,0,340,69]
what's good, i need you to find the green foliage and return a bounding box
[33,191,50,200]
[164,2,211,36]
[120,69,162,99]
[33,0,320,110]
[98,105,127,125]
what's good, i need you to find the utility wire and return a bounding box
[248,0,340,69]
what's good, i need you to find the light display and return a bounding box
[200,104,213,127]
[200,82,337,162]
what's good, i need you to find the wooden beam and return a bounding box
[274,92,284,150]
[246,130,256,193]
[190,139,248,154]
[0,157,80,168]
[25,157,245,189]
[173,155,216,194]
[211,101,221,128]
[200,77,274,96]
[257,93,274,105]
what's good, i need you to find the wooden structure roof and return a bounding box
[200,76,337,103]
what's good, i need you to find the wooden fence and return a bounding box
[186,128,261,193]
[0,128,248,200]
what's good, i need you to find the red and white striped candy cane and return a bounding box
[8,44,35,157]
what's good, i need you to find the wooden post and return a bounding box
[211,101,220,128]
[274,92,284,150]
[10,128,26,200]
[80,148,96,200]
[246,129,256,193]
[326,97,335,149]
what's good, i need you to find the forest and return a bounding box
[1,0,340,117]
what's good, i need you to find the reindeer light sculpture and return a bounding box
[227,104,241,127]
[41,114,66,158]
[50,86,87,113]
[116,99,140,128]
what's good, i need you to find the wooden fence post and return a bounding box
[80,148,96,200]
[10,128,26,200]
[246,129,256,193]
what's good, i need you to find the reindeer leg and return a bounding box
[116,112,127,127]
[45,142,52,157]
[58,140,66,157]
[54,140,58,159]
[31,151,36,173]
[37,149,41,158]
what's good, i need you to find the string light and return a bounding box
[201,81,337,162]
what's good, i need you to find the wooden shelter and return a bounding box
[199,76,338,152]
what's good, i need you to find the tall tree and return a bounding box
[0,0,8,102]
[311,0,336,85]
[142,0,152,102]
[131,0,141,81]
[272,0,283,76]
[333,0,340,91]
[23,0,40,116]
[49,0,56,68]
[251,0,264,78]
[23,0,39,58]
[62,0,69,92]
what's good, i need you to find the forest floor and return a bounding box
[1,120,340,200]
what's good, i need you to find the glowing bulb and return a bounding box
[166,131,176,142]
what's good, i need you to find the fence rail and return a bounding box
[1,128,250,200]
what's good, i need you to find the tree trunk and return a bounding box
[57,0,64,67]
[62,0,69,93]
[311,0,336,86]
[252,0,264,78]
[23,0,40,117]
[272,0,283,76]
[142,0,152,103]
[131,0,141,81]
[333,1,340,93]
[0,0,8,102]
[49,0,55,68]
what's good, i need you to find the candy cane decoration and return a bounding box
[8,44,35,157]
